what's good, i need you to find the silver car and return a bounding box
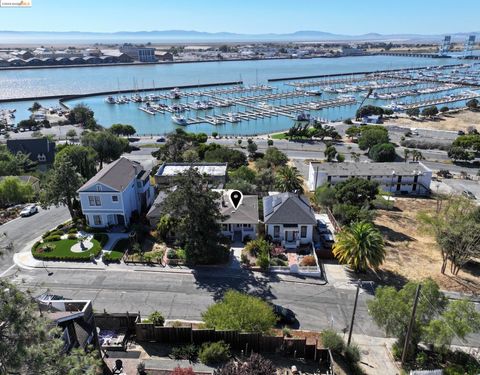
[20,204,38,217]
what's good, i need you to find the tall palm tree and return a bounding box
[275,165,304,193]
[332,221,385,272]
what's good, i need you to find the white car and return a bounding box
[20,204,38,217]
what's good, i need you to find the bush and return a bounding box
[391,342,402,360]
[256,255,270,270]
[93,233,108,247]
[322,329,345,354]
[67,234,77,240]
[344,343,361,363]
[148,311,165,326]
[343,118,353,125]
[171,344,198,361]
[270,257,288,266]
[198,341,230,365]
[300,255,316,266]
[49,230,64,236]
[68,227,78,234]
[44,235,61,242]
[167,249,178,259]
[368,143,396,162]
[240,252,250,265]
[103,252,124,263]
[416,351,427,368]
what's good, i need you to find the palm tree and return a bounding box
[403,149,410,163]
[275,165,304,193]
[332,221,385,272]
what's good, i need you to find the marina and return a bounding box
[2,56,480,135]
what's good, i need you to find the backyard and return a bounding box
[373,197,479,293]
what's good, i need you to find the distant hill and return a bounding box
[0,29,479,44]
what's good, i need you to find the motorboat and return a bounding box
[211,118,225,125]
[226,112,240,123]
[171,113,187,125]
[306,90,322,96]
[105,96,116,104]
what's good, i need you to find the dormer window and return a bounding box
[37,153,46,162]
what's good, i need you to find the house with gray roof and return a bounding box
[216,190,259,242]
[7,138,55,164]
[77,157,154,228]
[263,192,316,249]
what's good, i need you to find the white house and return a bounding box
[263,192,317,249]
[308,161,432,195]
[77,157,154,228]
[216,190,259,242]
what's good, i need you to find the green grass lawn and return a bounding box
[270,133,289,140]
[32,237,103,261]
[103,238,130,262]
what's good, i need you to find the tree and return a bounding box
[148,311,165,326]
[411,149,423,162]
[333,221,385,272]
[267,139,274,147]
[345,126,362,138]
[29,101,42,112]
[55,144,98,179]
[81,130,128,168]
[275,165,303,193]
[214,353,276,375]
[368,278,480,359]
[448,146,475,161]
[0,145,36,175]
[358,127,389,151]
[247,141,258,158]
[421,106,439,118]
[40,158,84,220]
[66,129,77,143]
[204,147,247,169]
[439,106,449,113]
[152,129,198,162]
[351,152,361,162]
[332,203,375,226]
[466,98,478,110]
[368,143,396,162]
[355,105,384,120]
[109,123,136,136]
[0,280,101,374]
[160,168,228,264]
[67,103,96,127]
[255,169,275,193]
[202,290,277,333]
[262,147,288,168]
[452,134,480,153]
[182,148,200,162]
[418,196,479,274]
[334,177,379,207]
[156,214,176,242]
[406,108,420,117]
[403,149,410,162]
[313,183,336,208]
[0,176,34,207]
[324,145,338,162]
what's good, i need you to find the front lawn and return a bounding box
[32,234,106,262]
[103,238,130,262]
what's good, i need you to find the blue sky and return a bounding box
[0,0,479,34]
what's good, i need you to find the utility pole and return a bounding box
[401,284,422,366]
[347,279,361,346]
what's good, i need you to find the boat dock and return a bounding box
[402,91,480,109]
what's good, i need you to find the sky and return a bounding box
[0,0,479,35]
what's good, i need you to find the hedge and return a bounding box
[44,235,61,242]
[93,233,109,247]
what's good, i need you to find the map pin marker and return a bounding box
[229,190,243,210]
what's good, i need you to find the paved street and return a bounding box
[0,206,70,275]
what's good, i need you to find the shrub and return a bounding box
[67,234,77,240]
[344,343,361,364]
[44,235,61,242]
[42,231,51,239]
[148,311,165,326]
[49,230,63,236]
[321,329,345,354]
[343,118,353,125]
[300,255,316,266]
[282,327,292,337]
[416,351,427,368]
[240,252,250,265]
[270,257,288,266]
[171,344,198,361]
[391,342,402,360]
[167,249,177,259]
[93,233,108,247]
[68,227,78,234]
[256,255,270,270]
[198,341,230,365]
[103,252,124,263]
[242,235,251,244]
[277,253,288,261]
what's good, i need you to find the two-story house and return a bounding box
[77,157,154,228]
[263,192,317,249]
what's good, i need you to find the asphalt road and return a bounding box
[0,206,70,275]
[12,267,383,338]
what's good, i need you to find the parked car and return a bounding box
[457,130,465,135]
[462,190,476,200]
[20,204,38,217]
[156,137,166,143]
[270,303,296,325]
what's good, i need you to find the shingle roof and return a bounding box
[263,193,316,225]
[309,161,431,177]
[217,190,259,224]
[77,157,144,192]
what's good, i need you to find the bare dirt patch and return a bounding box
[374,197,479,293]
[384,109,480,132]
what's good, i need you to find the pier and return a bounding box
[402,91,480,109]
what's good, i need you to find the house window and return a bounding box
[300,226,307,238]
[93,215,102,225]
[222,224,228,231]
[273,225,280,238]
[112,195,118,202]
[96,185,102,192]
[243,224,250,228]
[88,196,101,206]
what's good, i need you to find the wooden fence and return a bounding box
[135,324,333,367]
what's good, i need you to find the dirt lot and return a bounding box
[374,197,479,293]
[384,109,480,132]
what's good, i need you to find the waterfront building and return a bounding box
[120,44,157,62]
[308,161,432,194]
